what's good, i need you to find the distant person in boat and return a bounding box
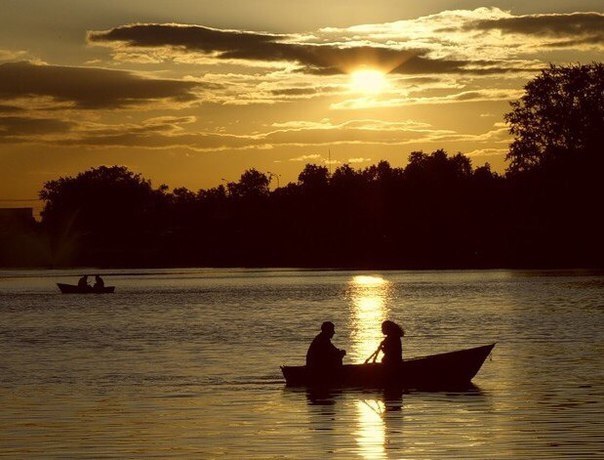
[380,320,404,366]
[306,321,346,370]
[77,275,89,289]
[93,275,105,289]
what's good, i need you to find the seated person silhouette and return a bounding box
[78,275,89,289]
[365,319,404,366]
[306,321,346,375]
[93,275,105,289]
[380,320,404,366]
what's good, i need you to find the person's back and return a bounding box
[78,275,88,289]
[306,321,346,371]
[381,335,402,365]
[306,333,339,368]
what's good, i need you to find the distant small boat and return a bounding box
[57,283,115,294]
[281,343,495,389]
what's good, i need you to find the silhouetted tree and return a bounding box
[227,168,270,198]
[504,63,604,267]
[298,164,330,190]
[505,63,604,173]
[39,165,158,265]
[222,169,273,265]
[289,164,334,264]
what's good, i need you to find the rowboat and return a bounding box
[57,283,115,294]
[281,343,495,389]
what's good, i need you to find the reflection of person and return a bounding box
[306,321,346,371]
[78,275,89,289]
[380,320,404,366]
[93,275,105,289]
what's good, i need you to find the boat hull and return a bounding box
[281,343,495,389]
[57,283,115,294]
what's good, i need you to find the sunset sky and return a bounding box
[1,0,603,212]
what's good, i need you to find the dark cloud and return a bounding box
[271,87,321,96]
[89,24,283,54]
[544,35,604,48]
[392,56,491,75]
[0,114,199,146]
[2,111,502,151]
[90,24,414,72]
[61,130,254,150]
[467,12,604,41]
[0,116,73,140]
[0,105,22,113]
[0,61,198,109]
[402,77,443,85]
[453,91,485,101]
[89,23,517,75]
[270,85,342,97]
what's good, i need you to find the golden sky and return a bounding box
[1,1,603,211]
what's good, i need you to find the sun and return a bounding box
[349,69,388,94]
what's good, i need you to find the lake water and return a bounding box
[0,268,602,458]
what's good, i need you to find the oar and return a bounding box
[364,345,382,364]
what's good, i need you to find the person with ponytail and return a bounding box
[380,320,404,366]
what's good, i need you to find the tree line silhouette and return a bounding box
[1,63,602,268]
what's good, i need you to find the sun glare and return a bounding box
[349,69,388,94]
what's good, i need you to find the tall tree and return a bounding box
[227,168,270,198]
[505,63,604,173]
[504,63,604,267]
[39,165,158,265]
[298,164,330,190]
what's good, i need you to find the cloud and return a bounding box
[2,8,596,157]
[348,157,372,163]
[0,106,514,158]
[466,12,604,39]
[331,88,523,110]
[460,12,604,49]
[0,61,198,109]
[271,87,324,97]
[318,8,604,60]
[88,23,524,76]
[0,112,482,150]
[0,116,73,142]
[88,24,411,73]
[289,154,323,162]
[89,24,285,54]
[0,49,28,61]
[465,147,509,158]
[0,105,22,113]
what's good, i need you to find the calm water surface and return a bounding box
[0,269,602,458]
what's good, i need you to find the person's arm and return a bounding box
[365,340,384,363]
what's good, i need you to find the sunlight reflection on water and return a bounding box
[347,275,391,363]
[356,398,387,459]
[347,275,394,459]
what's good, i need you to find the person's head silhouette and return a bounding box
[321,321,335,338]
[381,320,404,337]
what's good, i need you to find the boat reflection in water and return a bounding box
[347,275,396,459]
[302,385,488,459]
[303,387,404,460]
